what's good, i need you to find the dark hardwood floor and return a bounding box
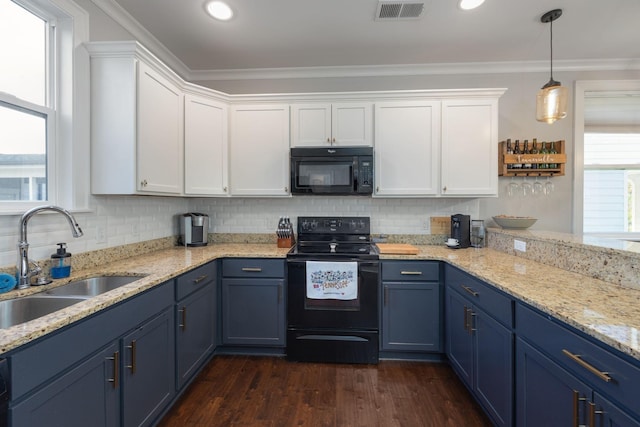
[158,355,493,427]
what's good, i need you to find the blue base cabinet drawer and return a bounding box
[221,258,284,278]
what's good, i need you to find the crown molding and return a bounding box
[90,0,190,78]
[188,58,640,81]
[90,0,640,83]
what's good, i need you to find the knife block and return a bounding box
[277,236,295,248]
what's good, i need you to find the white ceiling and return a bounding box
[102,0,640,77]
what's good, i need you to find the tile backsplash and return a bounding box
[0,196,479,269]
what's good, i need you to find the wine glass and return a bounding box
[544,176,555,195]
[533,176,544,197]
[521,177,533,198]
[507,177,519,198]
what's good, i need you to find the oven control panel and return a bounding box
[298,216,370,235]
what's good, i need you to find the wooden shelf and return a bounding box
[498,140,566,177]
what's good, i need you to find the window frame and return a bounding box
[573,79,640,239]
[0,0,90,214]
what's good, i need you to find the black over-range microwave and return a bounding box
[290,146,374,195]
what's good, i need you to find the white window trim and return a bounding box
[0,0,90,215]
[573,79,640,239]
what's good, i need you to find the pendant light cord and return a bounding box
[549,18,554,82]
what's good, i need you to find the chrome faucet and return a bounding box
[17,205,83,289]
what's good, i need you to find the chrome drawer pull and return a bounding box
[563,349,612,383]
[241,267,263,272]
[193,274,208,284]
[461,285,479,297]
[400,271,422,275]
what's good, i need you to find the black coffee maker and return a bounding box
[451,214,471,248]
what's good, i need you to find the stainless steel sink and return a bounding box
[0,295,87,329]
[43,275,142,298]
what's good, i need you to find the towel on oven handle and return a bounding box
[306,261,358,300]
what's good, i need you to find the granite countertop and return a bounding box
[1,243,639,364]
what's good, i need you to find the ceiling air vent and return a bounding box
[375,1,425,20]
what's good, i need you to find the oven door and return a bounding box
[287,258,379,330]
[290,157,357,195]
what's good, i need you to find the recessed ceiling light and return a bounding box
[458,0,485,10]
[206,1,233,21]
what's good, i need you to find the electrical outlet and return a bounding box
[96,225,107,244]
[423,220,430,232]
[514,239,527,252]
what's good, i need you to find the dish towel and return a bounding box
[306,261,358,300]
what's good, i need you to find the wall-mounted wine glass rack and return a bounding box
[498,139,566,177]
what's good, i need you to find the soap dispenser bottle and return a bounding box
[50,243,72,279]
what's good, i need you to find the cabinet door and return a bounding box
[290,103,331,146]
[10,342,120,427]
[374,101,440,196]
[222,278,285,346]
[122,308,175,427]
[445,287,473,387]
[332,103,372,146]
[137,61,183,194]
[516,338,591,427]
[474,308,513,427]
[593,393,640,427]
[381,282,441,352]
[184,94,228,196]
[441,99,498,196]
[176,283,216,390]
[230,104,290,196]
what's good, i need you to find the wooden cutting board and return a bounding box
[376,243,419,255]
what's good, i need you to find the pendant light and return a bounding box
[536,9,568,124]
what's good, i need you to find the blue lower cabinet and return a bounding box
[516,303,640,426]
[7,281,175,427]
[10,342,120,427]
[594,393,640,427]
[444,266,514,427]
[175,283,216,390]
[381,281,442,352]
[222,278,285,346]
[516,338,591,426]
[122,308,175,427]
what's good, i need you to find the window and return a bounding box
[0,0,90,213]
[0,0,52,202]
[574,80,640,238]
[583,133,640,233]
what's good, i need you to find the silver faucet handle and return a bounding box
[29,261,52,286]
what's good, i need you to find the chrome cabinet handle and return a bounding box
[126,340,137,374]
[400,271,422,275]
[563,349,612,382]
[107,351,119,389]
[242,267,263,272]
[193,274,208,284]
[461,285,479,297]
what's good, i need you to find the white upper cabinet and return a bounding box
[291,103,372,147]
[229,104,290,196]
[441,99,499,196]
[374,101,441,196]
[184,94,229,196]
[90,51,183,195]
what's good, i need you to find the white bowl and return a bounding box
[492,216,537,229]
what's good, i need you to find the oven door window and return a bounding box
[294,160,354,192]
